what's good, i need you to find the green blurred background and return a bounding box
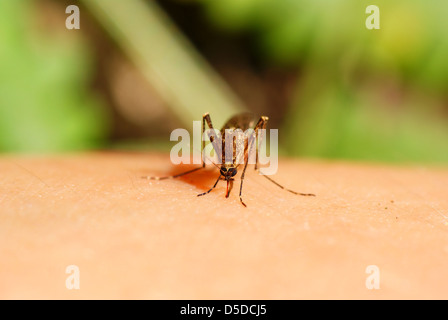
[1,0,448,163]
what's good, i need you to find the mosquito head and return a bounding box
[220,166,237,180]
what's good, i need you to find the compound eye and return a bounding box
[220,168,227,175]
[230,169,237,177]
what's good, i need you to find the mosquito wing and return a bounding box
[220,112,255,133]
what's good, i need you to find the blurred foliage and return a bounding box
[0,0,108,152]
[195,0,448,163]
[1,0,447,164]
[83,0,245,131]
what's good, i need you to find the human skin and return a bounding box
[0,152,447,299]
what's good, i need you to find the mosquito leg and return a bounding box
[203,112,220,167]
[142,114,216,182]
[253,116,268,170]
[202,113,212,168]
[259,172,315,196]
[197,174,221,197]
[238,116,268,207]
[238,160,251,207]
[142,167,204,180]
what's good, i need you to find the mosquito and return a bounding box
[143,112,315,207]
